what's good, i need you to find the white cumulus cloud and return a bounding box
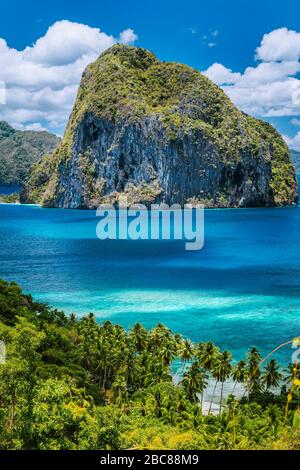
[24,20,115,66]
[204,28,300,147]
[203,63,241,85]
[119,28,139,45]
[291,118,300,126]
[284,132,300,150]
[0,20,138,134]
[15,122,48,132]
[256,27,300,62]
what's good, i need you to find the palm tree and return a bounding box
[159,341,177,366]
[123,343,136,388]
[79,313,98,338]
[152,386,168,419]
[196,341,221,414]
[213,411,235,450]
[102,320,113,331]
[144,360,171,387]
[95,340,110,390]
[180,362,208,410]
[246,347,262,396]
[69,313,77,326]
[232,360,247,394]
[262,359,282,391]
[174,333,183,350]
[208,350,222,414]
[149,323,172,352]
[75,337,96,371]
[111,372,127,405]
[178,339,194,374]
[130,323,148,352]
[214,350,232,413]
[196,341,219,371]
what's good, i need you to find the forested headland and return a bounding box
[0,279,299,450]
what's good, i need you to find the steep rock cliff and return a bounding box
[21,45,298,208]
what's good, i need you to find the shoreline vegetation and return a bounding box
[0,279,299,450]
[0,190,299,210]
[0,193,20,204]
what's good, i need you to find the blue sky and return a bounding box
[2,0,298,70]
[0,0,300,148]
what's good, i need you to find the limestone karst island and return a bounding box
[22,45,298,209]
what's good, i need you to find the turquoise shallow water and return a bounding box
[0,202,300,364]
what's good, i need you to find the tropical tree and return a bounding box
[208,350,223,414]
[232,360,247,394]
[196,341,219,371]
[149,323,172,352]
[95,340,110,391]
[178,339,194,374]
[246,347,262,396]
[214,351,232,412]
[0,318,45,448]
[159,340,177,366]
[130,323,148,352]
[262,359,282,391]
[181,362,208,410]
[111,371,128,406]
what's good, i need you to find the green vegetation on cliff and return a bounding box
[23,45,297,208]
[0,279,299,450]
[0,121,60,186]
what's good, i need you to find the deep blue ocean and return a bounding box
[0,193,300,365]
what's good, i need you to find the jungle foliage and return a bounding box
[0,279,299,450]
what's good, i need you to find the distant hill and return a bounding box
[0,121,60,186]
[290,149,300,174]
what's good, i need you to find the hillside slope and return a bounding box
[0,121,60,186]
